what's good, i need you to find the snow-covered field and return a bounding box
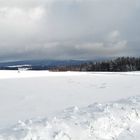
[0,70,140,140]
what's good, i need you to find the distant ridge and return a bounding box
[0,59,92,70]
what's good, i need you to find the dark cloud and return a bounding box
[0,0,139,61]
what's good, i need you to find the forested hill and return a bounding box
[50,57,140,72]
[0,60,89,70]
[0,57,140,72]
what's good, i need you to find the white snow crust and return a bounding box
[0,96,140,140]
[0,71,140,140]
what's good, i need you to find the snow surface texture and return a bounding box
[0,71,140,139]
[0,71,140,128]
[0,96,140,140]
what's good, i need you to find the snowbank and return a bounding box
[1,96,140,140]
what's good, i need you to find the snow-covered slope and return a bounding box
[0,71,140,139]
[0,71,140,128]
[0,96,140,140]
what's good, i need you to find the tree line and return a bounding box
[50,57,140,72]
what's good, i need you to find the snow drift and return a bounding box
[0,96,140,140]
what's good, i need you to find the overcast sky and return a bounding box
[0,0,139,61]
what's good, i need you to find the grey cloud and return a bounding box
[0,0,139,61]
[8,30,126,60]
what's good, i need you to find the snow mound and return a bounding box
[1,96,140,140]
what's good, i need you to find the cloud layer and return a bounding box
[0,0,139,61]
